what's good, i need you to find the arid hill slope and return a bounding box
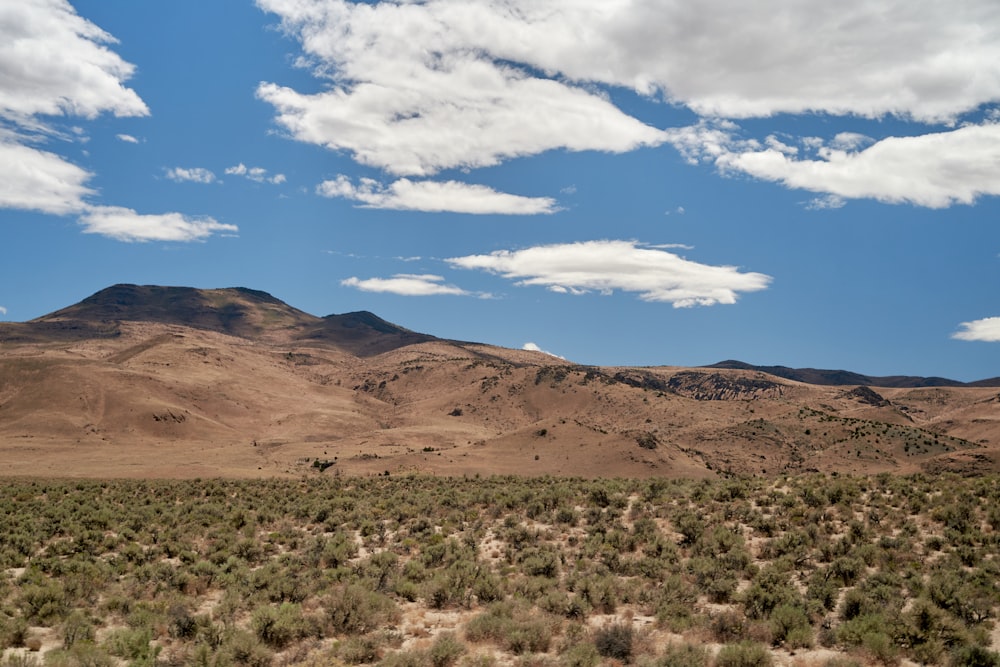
[1,285,998,479]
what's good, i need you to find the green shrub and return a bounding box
[560,642,600,667]
[710,611,747,643]
[324,585,400,636]
[250,603,311,648]
[60,611,94,650]
[42,643,115,667]
[0,615,29,648]
[214,629,273,667]
[338,634,383,664]
[647,643,709,667]
[742,567,800,620]
[428,632,466,667]
[950,645,1000,667]
[103,627,159,664]
[714,641,772,667]
[593,623,633,662]
[768,604,811,648]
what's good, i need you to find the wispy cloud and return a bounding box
[447,240,771,308]
[79,206,238,243]
[225,163,286,184]
[952,317,1000,342]
[317,175,558,215]
[116,133,139,144]
[805,195,847,211]
[165,167,217,184]
[0,306,7,316]
[341,274,472,297]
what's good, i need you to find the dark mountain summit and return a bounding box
[7,284,438,357]
[37,284,316,338]
[706,359,999,388]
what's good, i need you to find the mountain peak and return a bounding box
[36,284,317,339]
[25,284,438,356]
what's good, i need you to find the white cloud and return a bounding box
[523,342,565,359]
[805,195,847,210]
[225,163,286,184]
[830,133,873,151]
[0,0,148,127]
[0,138,94,214]
[0,2,236,245]
[256,0,1000,124]
[78,206,238,243]
[255,0,668,176]
[165,167,217,184]
[341,274,470,297]
[447,240,771,307]
[256,0,1000,207]
[717,122,1000,208]
[116,133,139,144]
[953,317,1000,342]
[0,306,7,316]
[317,175,558,214]
[667,120,1000,208]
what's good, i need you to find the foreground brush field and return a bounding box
[2,473,1000,667]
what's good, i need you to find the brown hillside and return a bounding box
[1,285,998,479]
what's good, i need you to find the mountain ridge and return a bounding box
[1,284,998,479]
[705,359,999,389]
[10,284,995,386]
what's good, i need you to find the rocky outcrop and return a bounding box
[841,386,890,407]
[666,372,784,401]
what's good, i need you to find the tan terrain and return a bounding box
[1,284,998,479]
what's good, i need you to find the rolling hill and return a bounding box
[1,284,998,479]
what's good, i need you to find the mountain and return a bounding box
[1,285,998,479]
[705,360,1000,388]
[5,284,437,357]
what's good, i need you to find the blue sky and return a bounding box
[1,0,999,381]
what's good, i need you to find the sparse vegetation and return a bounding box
[1,473,999,666]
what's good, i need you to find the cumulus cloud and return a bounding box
[225,163,286,184]
[952,317,1000,342]
[718,122,1000,208]
[255,0,668,176]
[523,342,565,359]
[341,274,471,297]
[258,0,1000,124]
[317,175,558,214]
[79,206,238,243]
[255,0,1000,207]
[0,138,95,214]
[447,240,771,307]
[667,120,1000,208]
[0,0,148,127]
[116,133,139,144]
[165,167,217,184]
